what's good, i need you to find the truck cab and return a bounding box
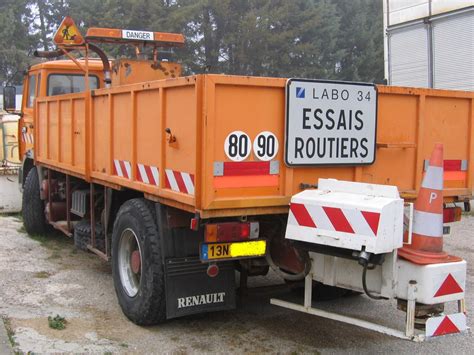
[19,59,104,183]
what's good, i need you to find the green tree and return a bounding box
[334,0,384,82]
[0,0,32,85]
[0,0,385,85]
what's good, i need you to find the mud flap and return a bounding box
[165,257,236,319]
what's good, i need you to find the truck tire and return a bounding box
[74,220,106,252]
[22,168,47,235]
[111,198,166,325]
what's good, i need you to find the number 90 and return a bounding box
[253,131,278,161]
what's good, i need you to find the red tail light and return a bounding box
[205,222,259,242]
[443,207,462,223]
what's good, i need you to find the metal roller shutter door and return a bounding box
[388,23,429,87]
[432,11,474,91]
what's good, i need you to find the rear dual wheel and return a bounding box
[74,220,106,252]
[111,198,166,325]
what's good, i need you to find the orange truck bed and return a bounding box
[35,74,474,218]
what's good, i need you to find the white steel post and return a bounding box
[304,273,313,308]
[458,299,466,314]
[405,280,417,338]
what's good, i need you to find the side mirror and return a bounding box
[3,86,16,111]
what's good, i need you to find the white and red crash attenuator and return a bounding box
[285,179,404,254]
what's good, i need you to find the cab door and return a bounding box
[19,71,41,159]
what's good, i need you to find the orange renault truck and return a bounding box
[3,17,473,336]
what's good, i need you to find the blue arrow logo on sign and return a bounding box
[296,87,305,98]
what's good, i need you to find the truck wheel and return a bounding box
[22,168,47,235]
[111,198,166,325]
[74,220,105,252]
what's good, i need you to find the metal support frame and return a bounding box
[66,174,71,232]
[87,182,108,261]
[270,275,426,342]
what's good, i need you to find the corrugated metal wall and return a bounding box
[387,7,474,90]
[432,12,474,90]
[388,24,430,87]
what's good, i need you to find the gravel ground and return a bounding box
[0,214,472,354]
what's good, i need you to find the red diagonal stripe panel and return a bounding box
[137,166,143,182]
[290,203,316,228]
[433,316,460,336]
[224,161,270,176]
[119,160,128,178]
[165,172,171,189]
[173,170,188,194]
[323,206,354,233]
[361,211,381,236]
[434,274,463,297]
[144,165,156,185]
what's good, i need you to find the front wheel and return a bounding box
[22,168,47,235]
[111,198,166,325]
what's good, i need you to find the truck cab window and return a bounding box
[47,74,99,96]
[26,74,36,107]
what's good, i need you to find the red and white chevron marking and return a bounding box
[288,203,380,236]
[426,313,467,337]
[22,132,34,144]
[137,163,159,186]
[165,169,195,195]
[113,159,132,179]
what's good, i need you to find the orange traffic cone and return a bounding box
[398,143,462,265]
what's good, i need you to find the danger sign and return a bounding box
[285,79,377,166]
[122,30,154,41]
[53,16,84,46]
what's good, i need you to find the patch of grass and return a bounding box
[33,271,51,279]
[119,343,128,348]
[5,212,22,220]
[2,317,18,348]
[48,315,67,330]
[26,232,49,245]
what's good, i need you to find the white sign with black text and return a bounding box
[285,79,377,166]
[122,30,154,41]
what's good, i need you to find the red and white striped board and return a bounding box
[113,159,132,179]
[22,132,34,144]
[165,169,195,195]
[426,313,467,337]
[285,180,404,254]
[137,163,159,186]
[288,202,381,237]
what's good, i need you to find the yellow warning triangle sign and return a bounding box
[53,16,84,46]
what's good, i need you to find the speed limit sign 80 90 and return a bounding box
[224,131,252,161]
